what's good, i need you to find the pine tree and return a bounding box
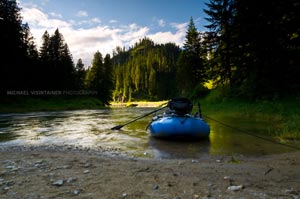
[22,23,39,89]
[0,0,38,94]
[39,29,75,90]
[176,17,205,97]
[39,31,52,89]
[75,58,86,90]
[232,0,300,97]
[101,54,113,104]
[204,0,235,87]
[85,51,103,98]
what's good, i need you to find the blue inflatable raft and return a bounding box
[147,114,210,139]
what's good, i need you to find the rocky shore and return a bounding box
[0,146,300,199]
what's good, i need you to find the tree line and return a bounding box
[203,0,300,99]
[112,39,180,101]
[0,0,112,104]
[1,0,299,104]
[111,0,300,101]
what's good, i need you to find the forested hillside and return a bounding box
[112,39,180,101]
[1,0,299,104]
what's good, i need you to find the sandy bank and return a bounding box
[1,147,299,199]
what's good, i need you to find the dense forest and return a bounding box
[112,39,180,101]
[0,0,113,104]
[1,0,299,104]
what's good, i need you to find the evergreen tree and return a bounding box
[101,54,114,104]
[85,52,113,104]
[39,29,75,90]
[176,17,205,97]
[0,0,38,94]
[39,31,52,89]
[204,0,300,98]
[232,0,300,97]
[22,23,39,89]
[74,58,86,90]
[204,0,235,87]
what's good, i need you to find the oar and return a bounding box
[111,106,168,130]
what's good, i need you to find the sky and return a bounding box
[19,0,209,66]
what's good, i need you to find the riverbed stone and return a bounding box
[52,179,64,186]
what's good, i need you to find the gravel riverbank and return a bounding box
[0,146,299,199]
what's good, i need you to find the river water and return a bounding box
[0,108,298,159]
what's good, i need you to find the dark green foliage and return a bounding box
[0,1,113,104]
[204,0,235,87]
[101,54,114,104]
[176,17,207,97]
[85,51,104,94]
[204,0,300,99]
[39,29,76,90]
[2,0,298,104]
[112,38,180,101]
[231,0,300,98]
[74,58,86,90]
[0,0,39,94]
[85,52,113,105]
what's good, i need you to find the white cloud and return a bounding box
[158,19,165,27]
[171,22,188,31]
[22,7,71,29]
[76,10,88,17]
[20,5,187,66]
[91,18,101,23]
[49,12,62,18]
[148,22,187,46]
[75,18,101,27]
[109,19,118,23]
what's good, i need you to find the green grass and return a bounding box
[0,97,105,113]
[197,89,300,140]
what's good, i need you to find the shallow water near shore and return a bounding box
[0,108,298,159]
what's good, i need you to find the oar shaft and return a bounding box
[124,106,166,125]
[111,106,167,130]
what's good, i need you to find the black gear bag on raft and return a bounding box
[167,97,193,115]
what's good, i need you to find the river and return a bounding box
[0,108,297,159]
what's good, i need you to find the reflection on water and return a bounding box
[0,108,298,159]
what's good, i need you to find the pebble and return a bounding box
[63,165,72,169]
[74,190,80,195]
[66,177,77,183]
[153,184,159,190]
[84,170,90,174]
[192,159,199,163]
[83,163,91,168]
[52,179,64,186]
[224,176,233,183]
[227,185,243,191]
[35,160,44,164]
[4,180,15,187]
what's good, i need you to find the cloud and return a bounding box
[91,18,101,23]
[149,22,188,46]
[109,19,118,23]
[20,5,187,66]
[21,7,71,29]
[158,19,165,27]
[49,12,62,18]
[76,10,88,17]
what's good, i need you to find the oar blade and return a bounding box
[111,124,124,130]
